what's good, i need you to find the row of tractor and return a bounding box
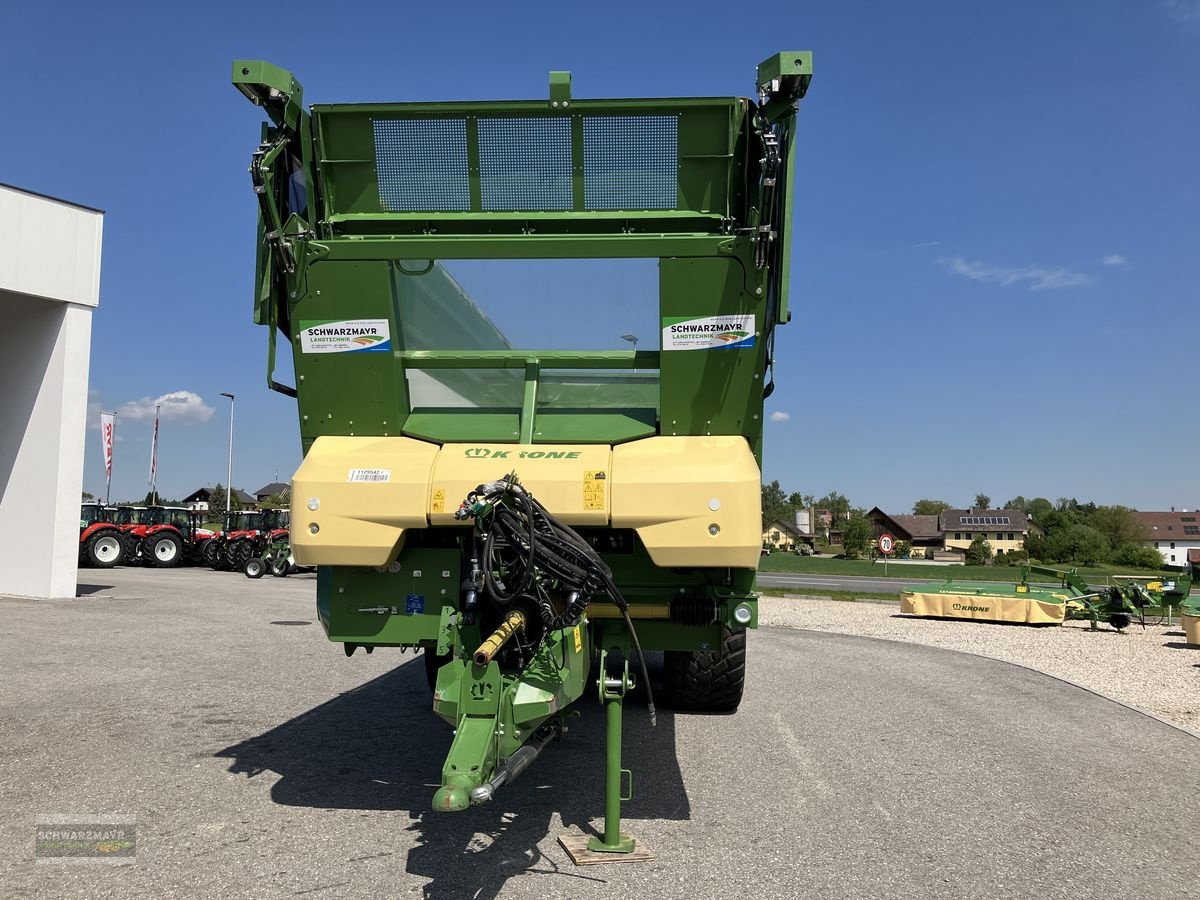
[78,502,300,576]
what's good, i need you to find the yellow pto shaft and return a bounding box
[473,610,526,666]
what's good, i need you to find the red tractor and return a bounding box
[204,510,263,570]
[140,507,217,568]
[112,506,153,563]
[79,503,125,568]
[229,508,290,574]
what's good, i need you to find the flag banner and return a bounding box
[148,413,159,486]
[100,413,115,479]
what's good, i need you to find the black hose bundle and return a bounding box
[457,476,655,724]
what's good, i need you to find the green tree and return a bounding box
[1112,543,1163,570]
[82,491,95,502]
[974,493,991,510]
[761,480,790,528]
[1027,497,1053,521]
[841,515,873,560]
[893,539,912,559]
[787,491,814,509]
[816,491,851,521]
[1089,506,1147,551]
[913,499,951,516]
[209,484,241,515]
[966,536,993,565]
[1058,524,1109,566]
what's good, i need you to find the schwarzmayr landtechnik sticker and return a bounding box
[299,319,391,354]
[662,315,756,351]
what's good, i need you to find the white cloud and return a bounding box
[1101,253,1129,268]
[117,390,215,425]
[1166,0,1200,22]
[938,257,1093,291]
[768,411,791,423]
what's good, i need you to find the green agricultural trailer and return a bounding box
[233,52,811,858]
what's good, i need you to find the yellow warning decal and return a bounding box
[573,625,582,653]
[583,471,606,511]
[431,488,446,513]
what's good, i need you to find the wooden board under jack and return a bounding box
[558,831,656,865]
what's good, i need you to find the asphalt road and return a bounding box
[754,571,1003,593]
[2,567,1198,899]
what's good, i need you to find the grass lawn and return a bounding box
[758,553,1172,583]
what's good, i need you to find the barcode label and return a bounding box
[348,468,391,483]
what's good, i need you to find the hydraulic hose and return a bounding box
[458,477,656,726]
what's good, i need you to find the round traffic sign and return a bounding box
[879,533,894,555]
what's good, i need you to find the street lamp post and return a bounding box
[620,334,639,372]
[220,392,235,514]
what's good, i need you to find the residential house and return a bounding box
[864,508,942,558]
[939,508,1035,556]
[183,486,257,511]
[1133,510,1200,568]
[762,518,806,552]
[254,481,291,503]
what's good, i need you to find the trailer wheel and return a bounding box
[244,557,266,579]
[1109,613,1132,631]
[146,533,183,568]
[663,626,747,712]
[86,532,124,569]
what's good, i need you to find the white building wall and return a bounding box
[1147,539,1200,568]
[0,185,102,599]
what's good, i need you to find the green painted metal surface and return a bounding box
[234,54,810,826]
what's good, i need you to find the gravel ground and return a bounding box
[761,595,1200,732]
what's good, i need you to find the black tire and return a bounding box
[243,557,266,579]
[145,533,183,568]
[663,626,747,712]
[86,531,124,569]
[1109,613,1132,631]
[227,539,253,569]
[209,540,229,570]
[123,534,144,565]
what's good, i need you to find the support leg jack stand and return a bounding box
[559,644,655,865]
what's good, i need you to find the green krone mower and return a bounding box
[233,52,811,858]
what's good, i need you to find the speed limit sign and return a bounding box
[879,533,894,555]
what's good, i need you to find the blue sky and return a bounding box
[3,0,1197,511]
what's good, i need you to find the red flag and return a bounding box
[100,413,115,479]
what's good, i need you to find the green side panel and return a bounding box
[291,262,407,442]
[402,411,522,443]
[657,257,764,444]
[532,410,656,443]
[320,550,462,644]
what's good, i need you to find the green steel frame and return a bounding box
[234,53,811,851]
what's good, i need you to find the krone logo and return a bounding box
[464,448,491,458]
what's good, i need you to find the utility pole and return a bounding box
[221,392,235,514]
